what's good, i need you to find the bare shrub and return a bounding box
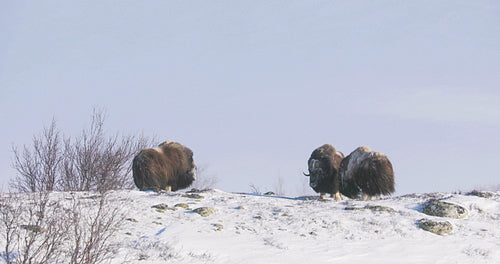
[295,175,315,197]
[249,183,262,195]
[60,108,154,193]
[130,238,180,262]
[11,107,155,193]
[0,193,22,264]
[190,165,218,191]
[15,192,68,264]
[273,176,286,196]
[11,119,62,192]
[0,192,69,264]
[0,191,125,264]
[66,193,125,264]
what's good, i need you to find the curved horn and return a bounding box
[303,172,310,177]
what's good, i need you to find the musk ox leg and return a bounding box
[166,185,172,192]
[331,191,343,201]
[362,194,378,201]
[320,193,326,200]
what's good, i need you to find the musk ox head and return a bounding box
[306,158,325,189]
[304,144,344,192]
[132,141,196,192]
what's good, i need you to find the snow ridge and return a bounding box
[1,190,499,264]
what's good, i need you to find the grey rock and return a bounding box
[422,199,468,219]
[466,190,495,199]
[152,203,169,210]
[418,218,453,235]
[174,203,191,210]
[152,203,176,212]
[182,194,205,199]
[193,207,215,217]
[366,205,396,213]
[344,205,396,213]
[212,223,223,231]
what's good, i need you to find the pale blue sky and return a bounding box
[1,1,499,195]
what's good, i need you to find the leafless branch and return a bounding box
[1,192,68,264]
[59,108,155,193]
[11,107,156,193]
[11,119,62,192]
[190,165,218,191]
[249,183,262,195]
[274,176,286,196]
[0,191,125,264]
[67,193,125,264]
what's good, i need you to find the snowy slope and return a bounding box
[113,190,499,264]
[2,190,500,264]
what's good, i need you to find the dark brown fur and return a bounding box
[339,146,395,199]
[304,144,344,197]
[133,141,196,192]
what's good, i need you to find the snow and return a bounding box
[2,190,500,263]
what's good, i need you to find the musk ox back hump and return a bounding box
[132,141,196,192]
[339,146,395,198]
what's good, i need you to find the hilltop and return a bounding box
[1,189,499,263]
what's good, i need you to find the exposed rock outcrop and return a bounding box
[422,199,468,219]
[418,218,453,235]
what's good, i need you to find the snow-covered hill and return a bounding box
[2,189,500,263]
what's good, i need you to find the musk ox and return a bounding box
[303,144,344,200]
[339,146,395,200]
[132,141,196,192]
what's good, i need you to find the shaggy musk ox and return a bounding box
[304,144,344,200]
[132,141,196,192]
[339,146,395,200]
